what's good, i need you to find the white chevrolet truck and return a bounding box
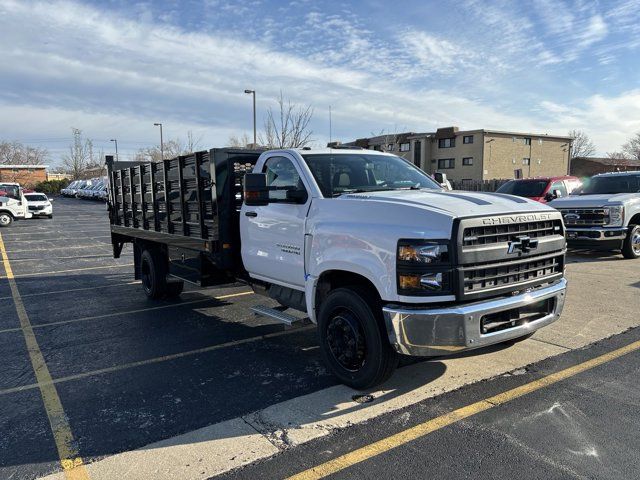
[0,182,32,227]
[551,171,640,259]
[107,148,568,388]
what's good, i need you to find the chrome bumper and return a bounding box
[566,227,627,241]
[383,279,567,357]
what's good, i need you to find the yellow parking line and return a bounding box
[0,325,314,397]
[0,263,134,279]
[0,291,254,334]
[287,338,640,480]
[0,233,90,480]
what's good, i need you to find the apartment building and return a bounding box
[343,127,572,182]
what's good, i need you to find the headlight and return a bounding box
[397,240,453,296]
[606,205,624,227]
[397,241,449,264]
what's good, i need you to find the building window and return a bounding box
[387,144,394,151]
[399,143,410,152]
[522,157,530,165]
[462,157,473,166]
[438,138,455,148]
[438,158,455,169]
[524,138,531,145]
[463,135,473,144]
[514,169,523,179]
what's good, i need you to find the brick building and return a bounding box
[570,157,640,177]
[343,127,572,182]
[0,165,47,187]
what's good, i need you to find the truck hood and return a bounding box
[549,193,638,208]
[338,189,553,217]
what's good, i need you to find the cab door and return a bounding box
[240,155,310,289]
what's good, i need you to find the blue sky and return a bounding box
[1,0,639,164]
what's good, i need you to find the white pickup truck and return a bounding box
[550,171,640,259]
[0,182,32,227]
[107,148,568,388]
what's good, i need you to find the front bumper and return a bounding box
[383,278,567,356]
[565,227,627,242]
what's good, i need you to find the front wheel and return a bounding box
[317,287,398,390]
[0,213,13,227]
[622,225,640,259]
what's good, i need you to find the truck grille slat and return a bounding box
[463,254,563,292]
[463,220,561,246]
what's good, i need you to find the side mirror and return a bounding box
[544,192,555,201]
[244,173,269,206]
[286,188,308,204]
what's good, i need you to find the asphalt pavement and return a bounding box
[1,197,639,480]
[223,326,640,480]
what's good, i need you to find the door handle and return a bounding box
[245,211,258,217]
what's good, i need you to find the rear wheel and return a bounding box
[0,213,12,227]
[622,225,640,259]
[317,287,398,390]
[140,249,168,299]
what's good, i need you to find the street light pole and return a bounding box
[153,123,164,160]
[244,89,256,147]
[110,139,118,160]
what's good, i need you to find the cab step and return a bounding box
[251,305,303,326]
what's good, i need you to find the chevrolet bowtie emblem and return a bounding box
[508,235,539,254]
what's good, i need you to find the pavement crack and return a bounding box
[531,338,572,351]
[242,411,293,451]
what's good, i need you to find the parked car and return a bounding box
[550,171,640,259]
[61,180,83,197]
[24,192,53,219]
[496,176,582,203]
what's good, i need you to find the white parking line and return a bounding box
[0,281,141,301]
[0,263,134,279]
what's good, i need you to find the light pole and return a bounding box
[110,139,118,160]
[244,89,256,147]
[153,123,164,160]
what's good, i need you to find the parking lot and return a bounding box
[1,198,639,480]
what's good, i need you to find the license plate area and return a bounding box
[480,298,555,335]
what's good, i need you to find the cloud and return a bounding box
[400,31,472,75]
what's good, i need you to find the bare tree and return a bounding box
[228,133,252,148]
[606,151,630,159]
[0,141,48,165]
[61,128,93,180]
[568,130,596,159]
[134,131,202,162]
[260,91,313,148]
[622,132,640,161]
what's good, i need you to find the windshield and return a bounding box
[301,153,442,197]
[25,194,48,202]
[578,175,640,195]
[0,184,20,200]
[496,180,548,197]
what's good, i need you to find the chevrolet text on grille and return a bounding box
[481,213,553,225]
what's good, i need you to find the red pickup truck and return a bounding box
[496,176,582,203]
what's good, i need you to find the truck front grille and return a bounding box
[462,253,564,295]
[462,219,562,247]
[557,208,609,226]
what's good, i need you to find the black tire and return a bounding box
[0,213,12,227]
[47,215,53,219]
[317,286,398,390]
[140,249,167,299]
[622,225,640,259]
[165,280,184,298]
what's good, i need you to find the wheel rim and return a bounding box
[141,258,152,293]
[326,309,366,372]
[0,215,10,225]
[632,228,640,255]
